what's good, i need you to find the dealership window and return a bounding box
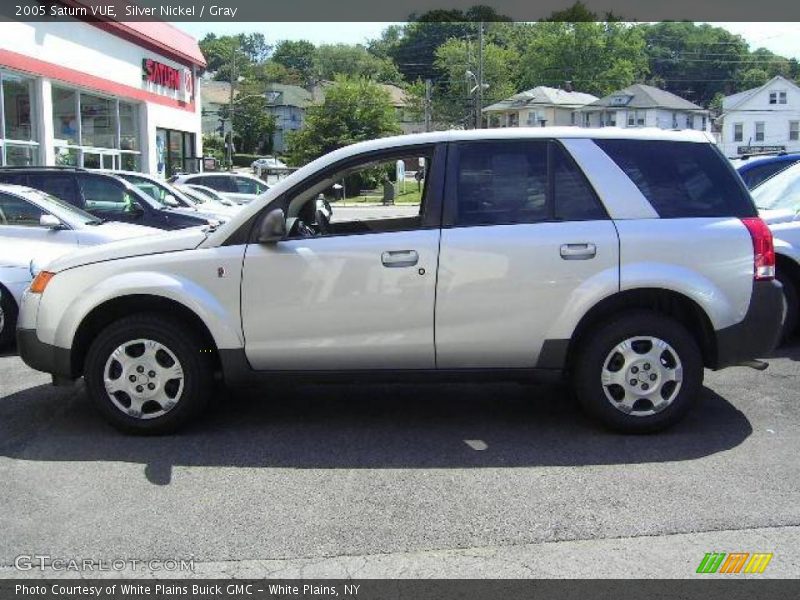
[791,121,799,142]
[156,128,197,177]
[755,122,765,142]
[51,87,141,170]
[733,123,743,142]
[0,72,38,166]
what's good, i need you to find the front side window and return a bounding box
[78,175,136,214]
[0,192,45,226]
[234,177,267,195]
[595,139,756,218]
[284,150,434,239]
[755,122,765,142]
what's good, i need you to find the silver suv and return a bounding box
[17,128,784,434]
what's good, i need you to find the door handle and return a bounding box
[560,243,596,260]
[381,250,419,268]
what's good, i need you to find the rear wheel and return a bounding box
[84,314,214,434]
[0,286,17,351]
[777,270,798,342]
[572,311,703,433]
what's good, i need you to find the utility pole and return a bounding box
[226,46,236,170]
[424,79,432,132]
[477,21,484,129]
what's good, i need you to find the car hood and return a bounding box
[169,206,229,222]
[44,227,209,273]
[78,221,162,242]
[759,208,798,226]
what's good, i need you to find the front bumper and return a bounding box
[17,328,74,381]
[713,279,785,369]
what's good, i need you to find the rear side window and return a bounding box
[740,160,797,190]
[595,140,756,218]
[27,173,80,206]
[452,140,606,226]
[195,175,236,193]
[0,191,45,226]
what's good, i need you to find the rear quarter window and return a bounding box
[595,140,757,218]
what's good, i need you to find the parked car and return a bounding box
[167,172,269,205]
[734,153,800,189]
[251,157,288,170]
[0,167,215,230]
[105,170,238,219]
[18,128,782,435]
[0,183,159,348]
[750,161,800,339]
[174,184,240,212]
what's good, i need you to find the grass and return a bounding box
[339,183,424,206]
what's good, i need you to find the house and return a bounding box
[263,83,314,153]
[200,79,233,137]
[576,84,709,132]
[482,86,598,128]
[717,76,800,157]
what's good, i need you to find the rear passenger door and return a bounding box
[435,140,620,369]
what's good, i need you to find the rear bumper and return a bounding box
[16,328,74,381]
[713,279,784,369]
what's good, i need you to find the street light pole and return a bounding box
[477,21,484,129]
[227,47,236,170]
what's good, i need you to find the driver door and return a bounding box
[240,144,443,370]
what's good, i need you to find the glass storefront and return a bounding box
[0,71,38,166]
[156,127,197,177]
[52,86,141,170]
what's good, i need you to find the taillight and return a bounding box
[741,217,775,281]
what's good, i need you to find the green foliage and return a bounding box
[514,21,648,97]
[315,44,401,84]
[202,134,225,161]
[286,76,400,165]
[230,94,276,155]
[272,40,317,83]
[231,153,262,168]
[199,33,271,82]
[434,38,519,126]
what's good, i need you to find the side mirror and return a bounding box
[163,194,180,207]
[40,214,64,229]
[257,208,287,243]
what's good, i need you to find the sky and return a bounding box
[174,22,800,60]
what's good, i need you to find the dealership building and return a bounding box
[0,18,205,177]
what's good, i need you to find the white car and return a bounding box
[175,184,241,213]
[105,170,237,220]
[251,157,288,170]
[168,172,269,205]
[750,161,800,339]
[17,128,783,435]
[0,184,160,349]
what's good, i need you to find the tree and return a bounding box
[739,68,769,90]
[224,94,275,155]
[315,44,401,83]
[286,76,400,165]
[198,33,272,81]
[514,21,648,97]
[272,40,318,83]
[433,38,519,126]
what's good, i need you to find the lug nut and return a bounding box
[137,366,144,373]
[631,366,639,374]
[148,371,156,378]
[650,374,657,381]
[642,383,649,391]
[644,363,650,370]
[129,375,137,382]
[135,385,143,393]
[630,379,637,386]
[147,383,155,390]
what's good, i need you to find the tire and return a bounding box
[84,313,214,434]
[777,270,798,342]
[0,286,18,351]
[572,310,703,433]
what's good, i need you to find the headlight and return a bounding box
[30,271,55,294]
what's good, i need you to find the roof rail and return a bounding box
[0,165,87,171]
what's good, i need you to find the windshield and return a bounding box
[751,163,800,211]
[119,175,195,208]
[21,188,102,225]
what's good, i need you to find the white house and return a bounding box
[482,86,598,128]
[576,84,710,132]
[718,76,800,157]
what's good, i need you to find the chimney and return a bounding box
[564,80,573,93]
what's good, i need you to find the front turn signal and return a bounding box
[30,271,55,294]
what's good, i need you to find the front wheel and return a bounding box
[84,314,214,434]
[0,286,18,351]
[572,311,703,433]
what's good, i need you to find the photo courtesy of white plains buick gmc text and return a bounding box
[16,128,784,434]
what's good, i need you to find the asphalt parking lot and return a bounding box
[0,340,798,578]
